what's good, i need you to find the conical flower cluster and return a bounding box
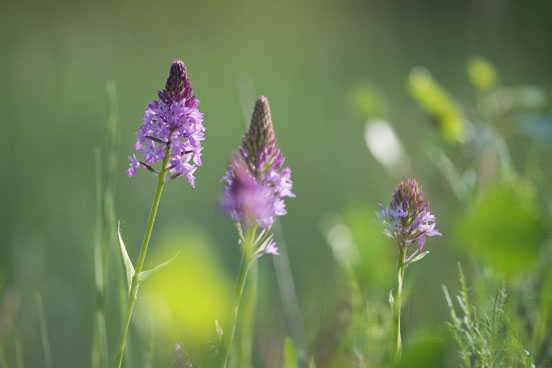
[127,60,205,187]
[377,179,441,254]
[222,96,294,232]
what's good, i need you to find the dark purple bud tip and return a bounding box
[250,96,273,136]
[166,60,187,95]
[158,60,197,107]
[243,96,278,175]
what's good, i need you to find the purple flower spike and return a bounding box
[377,179,441,255]
[221,96,294,256]
[127,60,205,187]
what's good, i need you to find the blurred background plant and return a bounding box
[1,0,552,367]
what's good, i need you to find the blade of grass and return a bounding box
[14,331,23,368]
[36,294,53,368]
[271,221,304,345]
[533,264,552,349]
[92,148,109,368]
[0,343,7,368]
[103,79,120,275]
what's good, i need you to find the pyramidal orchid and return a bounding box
[113,60,204,368]
[220,96,294,367]
[377,179,441,362]
[221,96,294,256]
[126,60,205,187]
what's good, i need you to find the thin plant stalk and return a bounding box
[93,81,120,368]
[92,149,109,368]
[0,342,7,368]
[271,220,304,345]
[238,261,258,368]
[36,294,53,368]
[14,331,24,368]
[393,248,406,363]
[223,229,256,368]
[378,179,441,363]
[112,152,170,368]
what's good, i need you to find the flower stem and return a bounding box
[238,260,257,368]
[223,229,255,368]
[112,154,170,368]
[393,248,406,364]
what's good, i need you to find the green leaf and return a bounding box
[283,337,298,368]
[406,251,430,265]
[117,221,135,293]
[138,252,180,283]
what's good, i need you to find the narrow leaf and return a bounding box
[407,251,430,264]
[117,221,135,293]
[138,252,180,283]
[36,294,53,368]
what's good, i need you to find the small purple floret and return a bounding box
[377,179,441,252]
[221,161,274,228]
[127,60,205,187]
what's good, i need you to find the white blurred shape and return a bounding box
[364,119,409,178]
[320,213,360,267]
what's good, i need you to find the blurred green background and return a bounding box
[1,0,552,366]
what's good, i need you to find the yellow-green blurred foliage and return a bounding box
[467,57,498,92]
[407,67,466,144]
[137,229,231,346]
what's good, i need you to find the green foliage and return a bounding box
[394,336,446,368]
[454,181,546,276]
[344,206,395,294]
[0,344,7,368]
[443,264,535,368]
[347,83,389,120]
[284,337,298,368]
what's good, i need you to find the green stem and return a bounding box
[393,248,406,364]
[238,261,258,368]
[112,154,170,368]
[223,229,256,368]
